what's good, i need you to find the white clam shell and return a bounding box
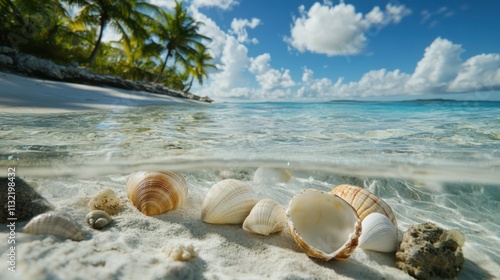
[286,189,361,261]
[127,171,188,216]
[201,179,258,224]
[358,213,398,253]
[23,213,83,241]
[243,199,286,236]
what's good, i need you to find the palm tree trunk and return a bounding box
[185,76,194,92]
[89,17,107,67]
[155,48,172,83]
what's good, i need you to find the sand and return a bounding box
[0,72,196,114]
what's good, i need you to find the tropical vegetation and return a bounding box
[0,0,215,91]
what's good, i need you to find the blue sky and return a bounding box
[116,0,500,101]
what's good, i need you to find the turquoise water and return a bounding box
[1,100,499,278]
[1,100,499,183]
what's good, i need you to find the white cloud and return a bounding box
[210,35,249,90]
[190,7,226,58]
[286,2,411,56]
[407,37,463,92]
[230,18,261,44]
[449,54,500,92]
[249,53,295,90]
[192,0,238,10]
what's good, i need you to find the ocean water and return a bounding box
[1,100,499,278]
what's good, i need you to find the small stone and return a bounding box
[0,54,13,65]
[1,177,54,223]
[396,222,465,279]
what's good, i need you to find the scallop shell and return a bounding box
[23,213,83,241]
[243,199,287,236]
[85,210,112,229]
[127,171,188,216]
[331,184,397,236]
[358,213,398,252]
[286,189,362,261]
[201,179,258,224]
[88,188,121,215]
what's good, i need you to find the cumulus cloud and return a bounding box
[190,8,226,58]
[294,37,500,100]
[286,2,411,56]
[449,54,500,92]
[192,0,238,10]
[249,54,295,90]
[209,35,249,90]
[407,37,464,92]
[230,18,261,44]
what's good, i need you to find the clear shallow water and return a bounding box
[0,100,499,278]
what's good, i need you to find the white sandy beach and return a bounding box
[0,170,497,280]
[0,72,196,114]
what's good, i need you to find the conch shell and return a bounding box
[88,188,121,215]
[286,189,361,261]
[358,213,398,252]
[23,213,83,241]
[243,199,286,236]
[127,171,188,216]
[331,184,397,235]
[201,179,258,224]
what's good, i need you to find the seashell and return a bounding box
[127,171,188,216]
[331,184,397,236]
[23,213,83,241]
[85,210,112,229]
[253,167,292,184]
[243,199,287,236]
[164,244,198,262]
[286,189,362,261]
[358,213,398,252]
[201,179,258,224]
[88,188,121,215]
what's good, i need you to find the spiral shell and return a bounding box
[331,184,397,236]
[243,199,287,236]
[85,210,112,229]
[127,171,188,216]
[286,189,362,261]
[358,213,398,252]
[201,179,258,224]
[23,213,83,241]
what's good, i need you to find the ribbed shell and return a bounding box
[201,179,258,224]
[127,171,188,216]
[286,189,362,261]
[331,184,397,236]
[243,199,286,236]
[23,213,83,241]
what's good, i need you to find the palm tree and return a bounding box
[183,44,216,92]
[64,0,160,67]
[153,1,210,83]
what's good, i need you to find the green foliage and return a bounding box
[0,0,215,92]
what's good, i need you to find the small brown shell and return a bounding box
[127,171,188,216]
[85,210,112,229]
[331,184,397,235]
[88,188,121,215]
[23,213,83,241]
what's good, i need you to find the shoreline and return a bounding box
[0,72,205,114]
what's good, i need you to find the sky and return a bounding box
[106,0,500,101]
